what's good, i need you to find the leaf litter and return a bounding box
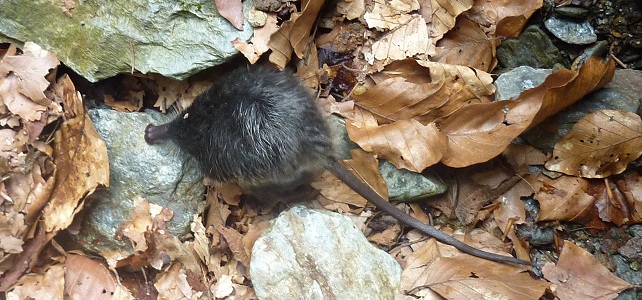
[1,0,642,299]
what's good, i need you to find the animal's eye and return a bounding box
[183,112,189,119]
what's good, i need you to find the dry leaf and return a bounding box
[420,0,473,41]
[268,0,324,68]
[217,226,251,268]
[400,237,547,299]
[439,57,615,168]
[350,59,494,124]
[542,241,637,300]
[0,42,60,114]
[365,15,434,69]
[150,74,190,112]
[155,263,203,300]
[65,254,118,300]
[432,16,496,72]
[214,0,244,30]
[104,94,142,112]
[6,264,65,299]
[615,172,642,223]
[591,179,630,226]
[233,13,279,63]
[502,144,549,172]
[545,110,642,178]
[313,149,385,208]
[363,0,420,31]
[42,75,109,233]
[347,117,447,172]
[367,223,401,247]
[336,0,365,20]
[534,174,607,228]
[465,0,542,38]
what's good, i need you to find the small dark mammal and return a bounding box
[145,66,534,266]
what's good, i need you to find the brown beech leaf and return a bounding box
[466,0,542,38]
[313,149,386,208]
[420,0,473,42]
[214,0,244,30]
[542,241,637,300]
[351,59,494,124]
[400,236,546,299]
[432,16,496,72]
[233,13,279,64]
[590,179,630,226]
[7,264,65,299]
[217,226,251,268]
[0,43,61,122]
[336,0,365,20]
[65,254,118,300]
[347,116,447,172]
[363,0,419,30]
[615,172,642,223]
[545,110,642,178]
[42,75,109,233]
[269,0,324,68]
[534,174,607,229]
[365,15,434,69]
[439,57,615,168]
[154,263,201,299]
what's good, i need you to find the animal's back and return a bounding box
[164,67,334,191]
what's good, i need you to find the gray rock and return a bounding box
[612,255,642,300]
[619,236,642,261]
[496,25,567,69]
[75,108,205,254]
[0,0,254,82]
[554,6,589,20]
[250,205,401,300]
[524,69,642,151]
[379,160,446,201]
[544,15,597,45]
[495,66,552,101]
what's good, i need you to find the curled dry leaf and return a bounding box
[545,110,642,178]
[615,172,642,223]
[346,59,492,171]
[440,57,615,168]
[542,241,637,300]
[591,179,630,226]
[42,75,109,233]
[268,0,324,68]
[465,0,542,38]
